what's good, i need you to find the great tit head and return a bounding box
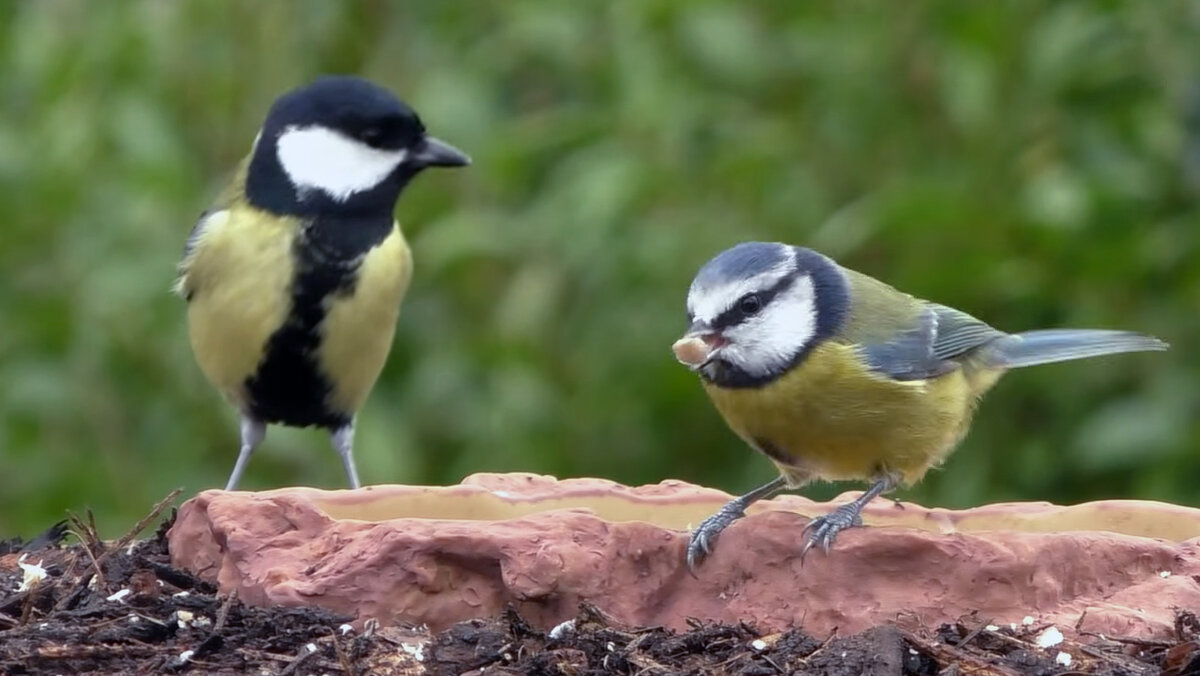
[246,75,470,216]
[672,242,849,388]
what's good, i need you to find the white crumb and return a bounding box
[1056,651,1072,667]
[1160,570,1171,578]
[16,558,47,592]
[401,642,425,662]
[985,625,1000,632]
[175,610,195,628]
[106,589,132,603]
[339,623,354,635]
[549,619,576,639]
[751,639,767,651]
[179,649,194,663]
[1035,626,1064,648]
[1021,615,1034,626]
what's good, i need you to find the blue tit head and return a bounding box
[672,242,849,388]
[245,75,470,216]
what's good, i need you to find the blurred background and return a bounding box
[1,1,1198,537]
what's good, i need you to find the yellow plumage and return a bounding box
[319,226,413,414]
[703,342,995,487]
[176,202,412,420]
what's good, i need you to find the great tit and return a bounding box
[175,76,470,491]
[672,242,1168,570]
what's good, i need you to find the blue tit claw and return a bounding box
[799,503,864,562]
[685,502,748,574]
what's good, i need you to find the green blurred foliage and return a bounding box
[1,1,1198,537]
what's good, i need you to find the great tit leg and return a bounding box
[686,475,789,573]
[330,421,361,489]
[224,415,265,491]
[800,474,898,561]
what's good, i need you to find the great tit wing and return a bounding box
[180,210,212,261]
[174,209,226,302]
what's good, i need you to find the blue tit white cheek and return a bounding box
[721,276,818,377]
[275,125,408,202]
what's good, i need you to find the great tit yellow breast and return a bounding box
[179,206,299,410]
[702,341,980,485]
[318,224,412,415]
[178,201,412,429]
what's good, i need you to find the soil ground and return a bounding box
[0,500,1195,675]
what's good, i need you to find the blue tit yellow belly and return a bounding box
[702,341,1003,487]
[179,204,412,428]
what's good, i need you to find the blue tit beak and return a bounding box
[410,135,471,168]
[672,322,728,371]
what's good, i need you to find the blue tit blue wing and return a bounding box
[856,304,1005,381]
[926,303,1007,361]
[855,306,951,381]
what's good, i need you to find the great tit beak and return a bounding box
[411,135,471,168]
[672,326,728,369]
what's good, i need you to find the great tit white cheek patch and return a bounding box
[672,337,711,366]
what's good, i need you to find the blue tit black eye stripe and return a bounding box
[711,270,802,331]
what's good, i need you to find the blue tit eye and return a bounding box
[738,293,762,316]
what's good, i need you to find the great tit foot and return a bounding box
[800,503,864,561]
[686,502,747,573]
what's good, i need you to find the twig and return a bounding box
[1079,631,1173,649]
[65,512,107,592]
[107,489,182,558]
[212,588,237,635]
[956,618,994,649]
[897,628,1022,676]
[331,627,354,676]
[277,643,319,676]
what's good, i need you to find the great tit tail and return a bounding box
[983,329,1168,369]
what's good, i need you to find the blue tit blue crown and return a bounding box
[691,242,793,293]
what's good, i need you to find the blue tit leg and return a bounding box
[329,421,361,489]
[800,473,899,561]
[224,415,265,491]
[686,475,789,573]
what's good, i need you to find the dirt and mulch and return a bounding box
[1,495,1198,676]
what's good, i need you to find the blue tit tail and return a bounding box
[981,329,1168,369]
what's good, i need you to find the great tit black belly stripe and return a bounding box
[245,216,393,428]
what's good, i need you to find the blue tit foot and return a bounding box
[800,502,864,561]
[686,502,746,574]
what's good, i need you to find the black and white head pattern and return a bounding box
[685,242,849,387]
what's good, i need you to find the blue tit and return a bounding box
[672,242,1168,570]
[175,76,469,491]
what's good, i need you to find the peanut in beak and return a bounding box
[672,336,714,367]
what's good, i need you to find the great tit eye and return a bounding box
[738,294,762,316]
[359,126,384,147]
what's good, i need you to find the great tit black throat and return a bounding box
[176,75,469,490]
[673,242,1168,570]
